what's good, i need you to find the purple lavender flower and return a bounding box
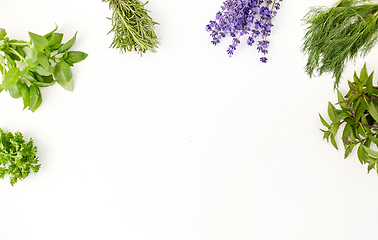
[206,0,283,62]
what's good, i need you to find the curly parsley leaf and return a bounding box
[0,128,40,185]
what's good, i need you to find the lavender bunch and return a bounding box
[206,0,282,62]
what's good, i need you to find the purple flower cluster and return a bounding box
[206,0,282,62]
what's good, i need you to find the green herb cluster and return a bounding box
[320,64,378,173]
[103,0,160,55]
[302,0,378,87]
[0,25,87,112]
[0,128,40,186]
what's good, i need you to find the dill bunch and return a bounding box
[103,0,160,55]
[302,0,378,87]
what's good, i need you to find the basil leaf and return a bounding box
[43,24,58,41]
[48,33,63,50]
[54,60,73,91]
[9,82,23,99]
[29,85,42,112]
[0,29,6,40]
[34,74,55,87]
[33,65,54,76]
[64,51,88,64]
[2,67,20,90]
[58,32,77,53]
[28,32,49,51]
[25,46,38,65]
[21,84,30,109]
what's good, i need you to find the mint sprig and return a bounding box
[0,128,40,186]
[320,63,378,173]
[0,25,88,111]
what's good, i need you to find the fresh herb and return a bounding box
[206,0,283,62]
[103,0,160,55]
[0,25,87,112]
[320,63,378,173]
[302,0,378,87]
[0,128,40,185]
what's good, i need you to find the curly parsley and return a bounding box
[0,128,40,185]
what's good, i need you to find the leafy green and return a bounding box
[0,25,87,111]
[320,63,378,173]
[0,128,40,186]
[302,0,378,87]
[103,0,160,55]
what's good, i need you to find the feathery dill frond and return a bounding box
[302,0,378,87]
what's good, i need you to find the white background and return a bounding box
[1,0,378,239]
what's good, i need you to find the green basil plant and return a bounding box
[0,25,87,112]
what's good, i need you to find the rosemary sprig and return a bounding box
[103,0,160,55]
[302,0,378,87]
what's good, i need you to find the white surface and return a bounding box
[1,0,378,239]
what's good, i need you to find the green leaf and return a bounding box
[328,102,337,121]
[8,82,23,99]
[330,134,338,150]
[34,74,55,87]
[368,135,378,146]
[58,32,77,53]
[21,84,30,109]
[0,29,6,40]
[337,89,344,102]
[28,32,49,51]
[353,71,360,83]
[332,112,350,125]
[357,143,367,164]
[319,113,330,128]
[37,53,50,69]
[344,143,355,159]
[48,33,63,50]
[33,65,54,76]
[366,71,374,95]
[363,146,378,158]
[342,123,351,143]
[336,89,348,109]
[367,101,378,123]
[25,46,38,65]
[43,24,58,41]
[29,85,42,112]
[54,60,73,91]
[360,63,368,83]
[2,67,20,90]
[64,51,88,64]
[358,124,367,138]
[330,122,341,136]
[322,129,331,140]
